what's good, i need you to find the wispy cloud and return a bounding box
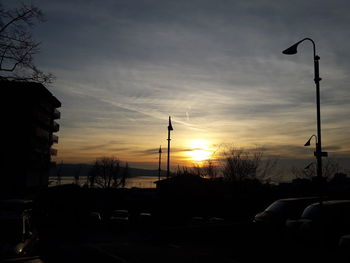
[23,0,350,176]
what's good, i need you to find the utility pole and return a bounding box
[167,116,173,179]
[158,145,162,181]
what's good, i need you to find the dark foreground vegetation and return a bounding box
[2,172,350,263]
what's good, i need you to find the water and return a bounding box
[49,176,159,188]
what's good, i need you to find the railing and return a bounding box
[50,148,58,156]
[52,121,60,132]
[53,109,61,119]
[51,134,59,144]
[36,127,50,140]
[36,111,51,127]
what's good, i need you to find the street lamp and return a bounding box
[304,134,317,146]
[282,38,327,179]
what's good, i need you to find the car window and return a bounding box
[266,200,303,216]
[301,204,321,220]
[266,201,286,213]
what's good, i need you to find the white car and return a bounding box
[0,209,39,258]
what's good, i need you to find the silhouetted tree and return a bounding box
[175,166,196,177]
[187,159,219,179]
[0,2,53,83]
[88,157,127,188]
[88,167,96,188]
[221,146,277,182]
[111,160,120,187]
[330,172,349,184]
[292,158,342,181]
[56,161,63,185]
[120,162,129,188]
[202,159,218,179]
[74,165,81,185]
[191,163,203,177]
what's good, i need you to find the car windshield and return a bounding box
[0,218,22,242]
[265,198,318,217]
[265,200,289,213]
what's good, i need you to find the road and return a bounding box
[39,222,248,263]
[25,220,341,263]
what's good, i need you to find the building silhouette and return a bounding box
[1,80,61,197]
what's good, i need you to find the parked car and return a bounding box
[339,234,350,249]
[87,211,102,228]
[208,217,225,224]
[253,196,321,228]
[110,209,129,222]
[286,200,350,249]
[190,216,206,225]
[138,212,152,224]
[338,234,350,262]
[0,200,39,259]
[109,209,129,232]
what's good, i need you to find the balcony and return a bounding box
[53,109,61,119]
[35,111,51,128]
[52,121,60,132]
[50,148,58,156]
[51,134,59,144]
[36,127,50,140]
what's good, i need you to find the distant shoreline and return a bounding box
[49,175,159,188]
[50,163,167,178]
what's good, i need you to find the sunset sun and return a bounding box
[187,140,212,162]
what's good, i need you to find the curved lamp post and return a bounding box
[282,38,327,179]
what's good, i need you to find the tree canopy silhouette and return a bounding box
[88,157,128,188]
[222,146,278,182]
[0,2,53,83]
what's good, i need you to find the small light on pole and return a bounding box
[158,145,162,181]
[304,162,314,170]
[304,134,317,147]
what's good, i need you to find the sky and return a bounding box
[5,0,350,179]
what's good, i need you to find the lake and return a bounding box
[49,176,159,189]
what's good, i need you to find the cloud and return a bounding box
[17,0,350,172]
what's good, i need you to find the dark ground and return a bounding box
[6,178,350,263]
[36,219,343,263]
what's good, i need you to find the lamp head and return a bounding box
[304,162,313,170]
[282,39,305,55]
[304,139,311,147]
[304,134,317,146]
[282,43,299,55]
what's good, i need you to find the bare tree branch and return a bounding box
[88,157,129,189]
[221,146,277,182]
[0,2,53,84]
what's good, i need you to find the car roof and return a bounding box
[313,200,350,206]
[304,200,350,210]
[277,196,321,202]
